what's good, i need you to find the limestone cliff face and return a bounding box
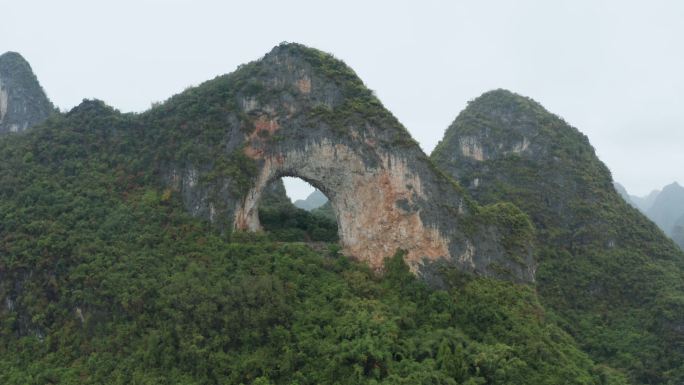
[156,45,534,281]
[431,89,617,245]
[0,52,53,134]
[431,89,684,383]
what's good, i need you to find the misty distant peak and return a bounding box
[646,181,684,236]
[662,181,683,191]
[614,182,661,213]
[293,190,328,211]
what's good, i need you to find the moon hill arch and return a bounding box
[153,43,535,282]
[0,44,534,282]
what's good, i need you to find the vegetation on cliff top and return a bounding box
[0,47,631,384]
[0,102,626,384]
[431,89,684,385]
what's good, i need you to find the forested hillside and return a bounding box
[0,46,673,385]
[431,89,684,384]
[0,98,626,384]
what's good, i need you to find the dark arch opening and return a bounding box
[257,176,339,243]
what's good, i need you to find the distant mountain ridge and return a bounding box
[615,181,684,249]
[1,46,681,384]
[647,182,684,236]
[293,189,328,211]
[613,182,660,213]
[631,189,660,212]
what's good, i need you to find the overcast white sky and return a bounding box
[2,0,682,199]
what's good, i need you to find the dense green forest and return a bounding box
[0,108,628,384]
[431,89,684,385]
[0,45,680,384]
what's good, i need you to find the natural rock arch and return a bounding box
[234,138,451,272]
[162,43,534,281]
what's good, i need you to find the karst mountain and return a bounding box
[0,45,681,384]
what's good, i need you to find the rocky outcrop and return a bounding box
[430,88,684,384]
[0,52,53,134]
[431,89,621,246]
[157,44,534,281]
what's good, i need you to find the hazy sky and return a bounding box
[2,0,682,199]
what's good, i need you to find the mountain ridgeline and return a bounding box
[614,182,661,214]
[646,182,684,243]
[615,181,684,249]
[431,89,684,384]
[0,52,54,133]
[294,190,328,211]
[143,43,538,281]
[0,45,681,384]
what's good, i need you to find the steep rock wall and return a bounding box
[157,44,534,281]
[430,88,684,383]
[0,52,53,134]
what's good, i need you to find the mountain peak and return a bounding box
[465,88,549,117]
[0,51,53,133]
[431,89,684,382]
[432,88,592,176]
[647,181,684,235]
[0,51,30,66]
[266,41,324,57]
[662,181,683,191]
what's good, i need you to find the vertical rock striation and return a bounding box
[431,89,684,383]
[0,52,53,134]
[154,44,534,281]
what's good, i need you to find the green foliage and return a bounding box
[0,98,626,384]
[284,43,417,147]
[0,50,657,384]
[205,150,258,198]
[310,201,336,222]
[431,89,684,385]
[259,203,338,242]
[477,202,534,261]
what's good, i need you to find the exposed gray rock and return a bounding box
[430,88,684,382]
[0,52,53,134]
[160,44,535,282]
[431,89,626,249]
